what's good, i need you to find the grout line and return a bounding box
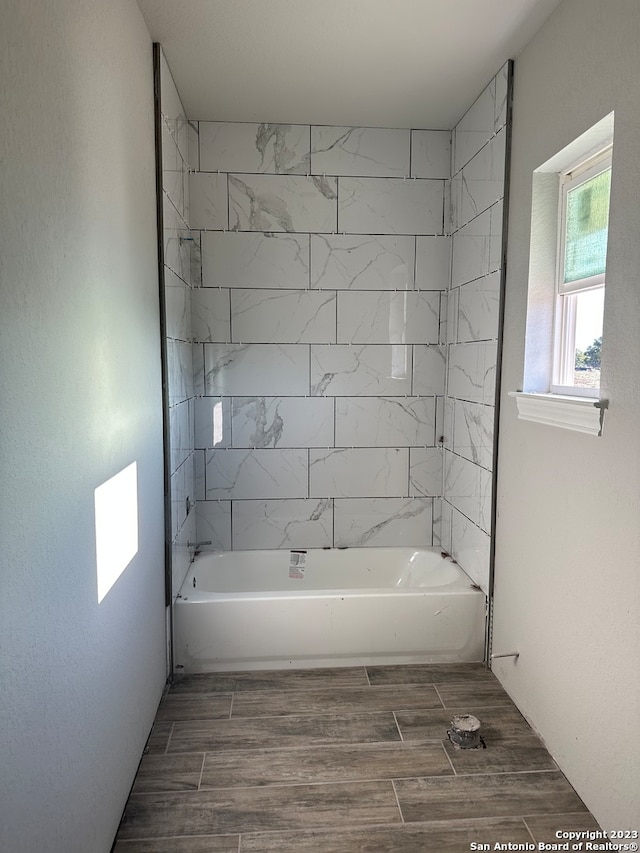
[432,684,446,708]
[229,692,234,719]
[392,711,403,741]
[440,738,457,775]
[197,752,206,790]
[364,666,371,686]
[164,722,175,754]
[391,779,405,823]
[521,817,537,844]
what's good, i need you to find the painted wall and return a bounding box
[440,64,509,592]
[159,50,198,601]
[0,2,167,851]
[493,0,640,828]
[188,122,452,550]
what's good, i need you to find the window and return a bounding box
[513,112,614,435]
[552,149,611,397]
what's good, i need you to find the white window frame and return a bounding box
[551,148,611,398]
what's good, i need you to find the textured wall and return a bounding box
[188,123,452,550]
[440,63,509,592]
[0,2,166,850]
[493,0,640,828]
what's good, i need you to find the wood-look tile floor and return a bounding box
[114,663,599,852]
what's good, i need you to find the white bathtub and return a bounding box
[173,547,486,672]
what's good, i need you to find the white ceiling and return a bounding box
[137,0,562,129]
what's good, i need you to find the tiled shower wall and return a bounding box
[159,51,197,599]
[188,124,452,551]
[439,62,510,592]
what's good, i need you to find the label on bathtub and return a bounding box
[288,550,307,579]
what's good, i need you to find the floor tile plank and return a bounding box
[155,694,233,722]
[396,705,531,742]
[395,772,589,822]
[231,684,443,718]
[131,753,204,794]
[524,811,602,842]
[239,817,533,852]
[200,741,452,788]
[436,681,519,708]
[117,781,401,839]
[168,712,401,753]
[170,667,368,694]
[114,835,239,852]
[443,734,557,774]
[144,721,173,755]
[366,663,493,686]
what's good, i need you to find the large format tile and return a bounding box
[411,130,451,179]
[335,397,435,448]
[311,126,410,178]
[457,271,500,343]
[189,172,228,230]
[453,77,497,175]
[395,706,531,742]
[409,448,443,497]
[240,817,533,853]
[450,507,491,592]
[230,684,443,718]
[336,291,440,344]
[451,128,506,231]
[232,498,333,550]
[202,231,310,289]
[168,712,401,753]
[229,174,337,233]
[333,497,432,547]
[395,772,588,822]
[203,344,309,396]
[155,693,233,723]
[131,753,204,794]
[199,122,309,174]
[338,177,444,235]
[201,741,451,789]
[204,449,308,500]
[309,448,409,498]
[524,812,602,842]
[191,288,231,343]
[436,680,518,708]
[232,397,334,449]
[194,397,231,449]
[311,344,412,396]
[311,234,415,290]
[194,500,232,552]
[412,345,446,395]
[115,835,239,852]
[170,667,369,694]
[230,289,336,343]
[118,781,400,838]
[443,734,558,775]
[366,662,493,685]
[144,722,173,755]
[415,236,451,290]
[447,342,497,404]
[453,399,494,471]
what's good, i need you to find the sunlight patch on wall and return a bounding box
[95,461,139,603]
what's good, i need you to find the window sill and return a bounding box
[509,391,608,436]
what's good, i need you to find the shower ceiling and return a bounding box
[137,0,561,128]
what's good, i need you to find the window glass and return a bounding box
[564,167,611,285]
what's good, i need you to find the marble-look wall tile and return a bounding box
[489,200,504,273]
[451,129,506,231]
[414,237,451,290]
[203,343,309,396]
[167,339,193,406]
[309,448,408,498]
[311,126,410,178]
[333,498,432,547]
[335,397,435,447]
[187,120,199,171]
[412,345,446,396]
[190,231,202,288]
[193,449,205,501]
[231,289,336,343]
[205,449,308,500]
[194,397,232,449]
[338,177,444,235]
[336,291,440,344]
[165,269,190,342]
[191,288,231,343]
[200,122,310,174]
[451,208,491,286]
[169,400,191,473]
[189,172,228,230]
[202,231,310,290]
[232,397,334,448]
[192,343,204,396]
[453,400,494,471]
[444,450,491,531]
[311,345,412,396]
[311,234,414,291]
[457,271,500,343]
[447,342,497,404]
[194,500,232,552]
[436,498,453,552]
[229,174,337,233]
[232,498,333,550]
[453,79,496,175]
[409,448,443,497]
[494,62,509,132]
[410,130,451,179]
[172,510,196,599]
[450,507,490,593]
